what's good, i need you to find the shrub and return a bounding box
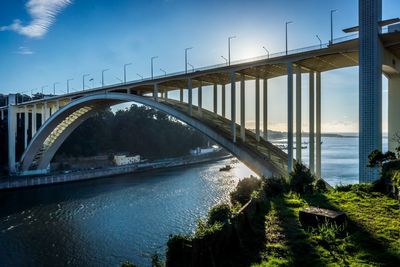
[194,220,224,238]
[166,234,192,266]
[335,184,353,192]
[151,253,164,267]
[121,261,137,267]
[207,204,232,225]
[289,163,315,194]
[230,176,262,205]
[314,179,328,192]
[263,177,288,197]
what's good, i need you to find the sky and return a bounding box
[1,0,399,133]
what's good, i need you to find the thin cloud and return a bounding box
[1,0,72,38]
[17,46,34,55]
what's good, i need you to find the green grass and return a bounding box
[253,188,400,267]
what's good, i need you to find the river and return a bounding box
[0,135,389,266]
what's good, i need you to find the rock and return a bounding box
[299,206,346,228]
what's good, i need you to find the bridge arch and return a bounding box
[19,93,280,177]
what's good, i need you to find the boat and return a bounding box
[219,165,232,171]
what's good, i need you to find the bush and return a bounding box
[289,163,315,194]
[230,176,262,205]
[207,204,232,225]
[166,234,192,266]
[121,261,137,267]
[194,220,224,238]
[314,179,328,192]
[263,177,288,197]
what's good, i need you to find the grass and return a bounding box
[253,188,400,267]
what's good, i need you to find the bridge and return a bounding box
[1,0,400,182]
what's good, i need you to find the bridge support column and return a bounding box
[388,74,400,151]
[255,78,260,142]
[263,78,268,140]
[359,0,382,182]
[8,105,16,174]
[41,104,45,126]
[230,72,236,143]
[213,84,218,114]
[222,84,226,117]
[153,83,158,101]
[296,65,302,162]
[188,78,192,116]
[32,104,37,137]
[45,103,51,122]
[24,106,29,149]
[165,91,168,99]
[198,82,203,116]
[179,88,183,102]
[240,74,246,141]
[1,110,3,120]
[316,71,321,178]
[287,63,294,172]
[309,71,315,173]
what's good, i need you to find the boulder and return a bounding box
[299,206,346,228]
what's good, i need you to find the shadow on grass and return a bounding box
[269,196,327,267]
[303,192,400,267]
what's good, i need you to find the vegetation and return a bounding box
[289,163,315,194]
[230,175,262,205]
[56,104,209,160]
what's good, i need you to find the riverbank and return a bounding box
[0,152,232,191]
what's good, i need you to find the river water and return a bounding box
[0,135,388,266]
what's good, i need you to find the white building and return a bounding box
[190,145,221,156]
[113,155,141,166]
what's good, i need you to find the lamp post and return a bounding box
[102,69,109,87]
[151,56,158,80]
[124,63,132,83]
[263,46,270,58]
[187,63,194,72]
[228,36,236,66]
[160,68,167,76]
[330,9,337,44]
[316,35,322,48]
[82,74,90,90]
[221,56,228,65]
[285,21,293,55]
[53,82,59,95]
[185,47,193,74]
[67,79,73,93]
[137,73,143,80]
[89,78,94,88]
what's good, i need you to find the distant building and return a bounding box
[113,154,141,166]
[190,145,221,156]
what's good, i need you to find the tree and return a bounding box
[368,150,396,168]
[289,162,315,194]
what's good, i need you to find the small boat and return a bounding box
[219,165,232,171]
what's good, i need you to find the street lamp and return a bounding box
[151,56,158,80]
[263,46,270,58]
[124,63,132,83]
[330,9,338,44]
[53,82,59,95]
[228,36,236,66]
[67,79,73,93]
[82,74,90,90]
[137,73,143,80]
[187,63,194,72]
[89,78,94,88]
[316,35,322,48]
[185,47,193,74]
[221,56,228,65]
[285,21,293,55]
[102,69,109,87]
[160,68,167,76]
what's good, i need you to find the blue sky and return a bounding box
[1,0,399,132]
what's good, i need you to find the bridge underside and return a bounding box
[19,93,289,178]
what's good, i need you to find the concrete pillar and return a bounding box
[263,78,268,140]
[8,106,16,174]
[309,71,315,173]
[41,104,45,126]
[222,84,226,117]
[1,110,3,120]
[240,74,245,141]
[179,88,183,102]
[188,78,192,116]
[316,71,322,178]
[255,78,260,142]
[153,83,158,101]
[296,65,302,162]
[388,74,400,151]
[230,72,236,143]
[24,106,29,149]
[213,84,218,114]
[359,0,382,182]
[165,90,168,99]
[198,82,203,116]
[287,63,294,172]
[32,104,37,137]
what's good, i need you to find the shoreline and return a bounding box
[0,152,232,191]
